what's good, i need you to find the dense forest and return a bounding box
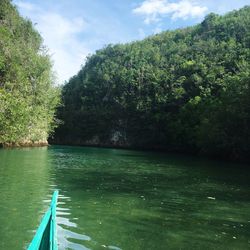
[0,0,60,146]
[53,6,250,161]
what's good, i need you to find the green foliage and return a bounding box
[55,6,250,161]
[0,0,60,145]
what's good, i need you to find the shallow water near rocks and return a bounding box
[0,146,249,249]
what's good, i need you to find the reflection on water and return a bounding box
[0,146,250,249]
[0,147,52,249]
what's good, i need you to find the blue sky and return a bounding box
[13,0,250,84]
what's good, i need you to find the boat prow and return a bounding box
[28,190,58,250]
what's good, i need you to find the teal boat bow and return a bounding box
[28,190,59,250]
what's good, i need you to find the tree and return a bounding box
[53,6,250,161]
[0,0,60,146]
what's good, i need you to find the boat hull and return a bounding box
[28,190,58,250]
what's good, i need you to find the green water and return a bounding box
[0,146,249,250]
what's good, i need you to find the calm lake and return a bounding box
[0,146,249,249]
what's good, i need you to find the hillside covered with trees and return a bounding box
[53,6,250,161]
[0,0,60,146]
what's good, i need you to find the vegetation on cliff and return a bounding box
[0,0,60,146]
[54,7,250,161]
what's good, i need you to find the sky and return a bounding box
[13,0,250,84]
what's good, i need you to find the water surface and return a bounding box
[0,146,249,249]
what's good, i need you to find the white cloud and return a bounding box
[15,1,90,84]
[133,0,208,24]
[37,13,89,83]
[138,28,146,39]
[15,1,35,11]
[153,25,162,34]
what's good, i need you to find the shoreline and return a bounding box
[49,141,250,164]
[0,140,49,148]
[1,140,249,164]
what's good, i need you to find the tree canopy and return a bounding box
[0,0,60,146]
[54,6,250,161]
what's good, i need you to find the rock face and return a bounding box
[50,130,130,148]
[1,127,50,148]
[1,140,48,148]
